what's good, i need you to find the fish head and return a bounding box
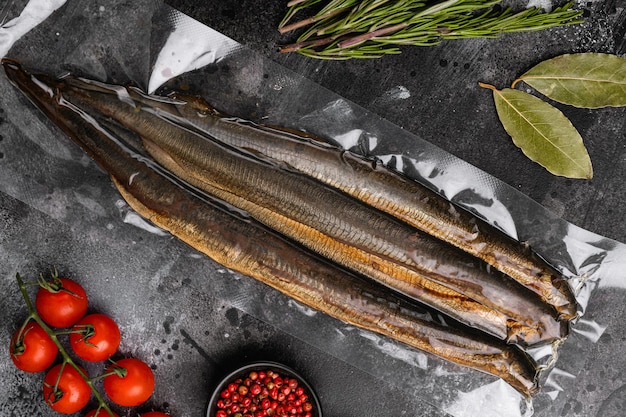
[2,59,66,111]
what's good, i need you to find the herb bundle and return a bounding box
[278,0,584,59]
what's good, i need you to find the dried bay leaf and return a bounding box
[480,83,593,179]
[515,53,626,108]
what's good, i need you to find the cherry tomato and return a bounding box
[36,277,88,328]
[42,363,91,414]
[69,313,121,362]
[140,413,170,417]
[10,321,58,372]
[85,409,120,417]
[103,358,155,406]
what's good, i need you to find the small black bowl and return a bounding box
[206,361,322,417]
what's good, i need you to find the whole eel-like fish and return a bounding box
[3,59,540,397]
[167,94,578,322]
[49,75,568,348]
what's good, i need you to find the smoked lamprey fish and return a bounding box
[52,76,568,348]
[3,59,540,397]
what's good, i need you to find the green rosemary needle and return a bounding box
[278,0,584,59]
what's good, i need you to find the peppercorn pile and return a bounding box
[215,369,315,417]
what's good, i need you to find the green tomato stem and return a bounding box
[12,316,34,354]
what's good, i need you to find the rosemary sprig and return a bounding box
[278,0,584,59]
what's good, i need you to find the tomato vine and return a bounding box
[10,271,161,417]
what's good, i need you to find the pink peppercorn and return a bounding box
[215,369,315,417]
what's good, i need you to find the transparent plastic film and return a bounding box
[1,2,623,417]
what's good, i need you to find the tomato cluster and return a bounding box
[10,272,167,417]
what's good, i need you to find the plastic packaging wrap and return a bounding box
[1,1,624,416]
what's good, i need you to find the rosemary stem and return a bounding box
[339,22,408,47]
[279,7,348,33]
[287,0,310,6]
[280,35,338,52]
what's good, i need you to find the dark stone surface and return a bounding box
[0,1,625,417]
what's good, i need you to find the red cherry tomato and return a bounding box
[36,277,88,328]
[69,313,121,362]
[85,409,120,417]
[42,363,91,414]
[140,413,170,417]
[103,358,155,406]
[10,321,58,372]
